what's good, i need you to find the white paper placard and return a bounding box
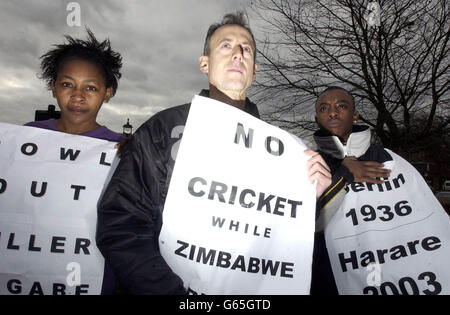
[326,150,450,295]
[0,123,119,295]
[159,95,317,295]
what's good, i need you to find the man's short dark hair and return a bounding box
[203,11,256,60]
[317,86,355,110]
[40,28,122,97]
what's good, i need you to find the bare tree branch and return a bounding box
[249,0,449,158]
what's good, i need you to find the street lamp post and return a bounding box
[122,118,133,137]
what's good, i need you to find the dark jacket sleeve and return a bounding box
[96,118,187,295]
[316,152,351,211]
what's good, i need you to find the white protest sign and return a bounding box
[325,150,450,295]
[159,95,317,295]
[0,123,119,295]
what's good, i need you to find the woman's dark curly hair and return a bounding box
[40,29,122,96]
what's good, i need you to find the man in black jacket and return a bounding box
[97,12,332,294]
[310,86,392,294]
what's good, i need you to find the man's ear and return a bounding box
[252,63,257,81]
[353,110,360,122]
[199,55,209,74]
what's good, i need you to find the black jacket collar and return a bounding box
[199,89,260,119]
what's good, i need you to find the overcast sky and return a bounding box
[0,0,257,133]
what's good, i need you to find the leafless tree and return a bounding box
[249,0,449,159]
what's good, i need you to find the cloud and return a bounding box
[0,0,251,133]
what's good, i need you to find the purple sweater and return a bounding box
[24,118,123,294]
[24,119,125,142]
